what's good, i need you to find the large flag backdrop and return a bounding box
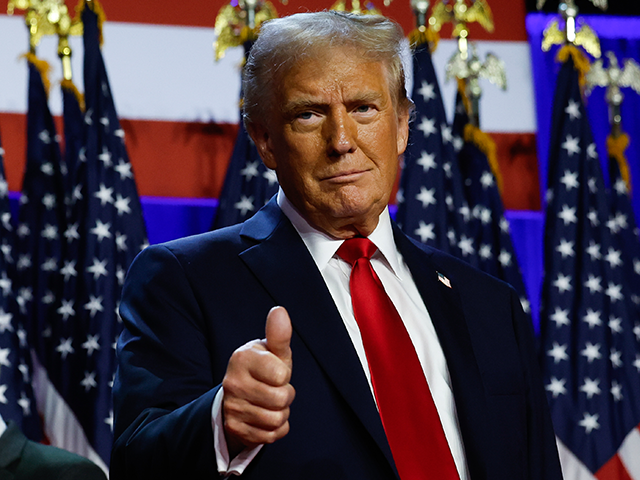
[0,0,639,471]
[0,0,538,208]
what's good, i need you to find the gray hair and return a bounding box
[242,10,411,127]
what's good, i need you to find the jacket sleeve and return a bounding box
[111,244,223,480]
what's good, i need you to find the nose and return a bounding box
[325,108,357,157]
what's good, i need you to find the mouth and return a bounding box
[322,169,369,184]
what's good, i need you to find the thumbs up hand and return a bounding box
[222,307,296,456]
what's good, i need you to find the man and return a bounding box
[111,11,562,480]
[0,414,107,479]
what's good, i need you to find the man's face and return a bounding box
[250,47,410,239]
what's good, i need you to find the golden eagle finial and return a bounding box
[586,51,640,138]
[541,0,603,58]
[430,0,494,37]
[214,0,280,61]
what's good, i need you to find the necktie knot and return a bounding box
[336,237,378,266]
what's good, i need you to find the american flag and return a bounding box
[61,79,86,204]
[395,39,473,262]
[212,42,278,229]
[14,56,67,380]
[539,52,640,479]
[452,91,530,312]
[0,132,42,440]
[606,136,640,322]
[31,1,148,471]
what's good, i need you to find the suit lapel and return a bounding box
[394,226,490,478]
[239,201,396,474]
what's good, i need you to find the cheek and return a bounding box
[359,120,399,154]
[281,132,324,164]
[359,129,400,176]
[275,152,318,194]
[381,160,400,193]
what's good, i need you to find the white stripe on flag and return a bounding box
[0,14,244,123]
[556,437,597,480]
[619,425,640,480]
[31,352,109,476]
[1,14,535,133]
[430,39,537,134]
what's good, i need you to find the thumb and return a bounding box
[265,306,292,365]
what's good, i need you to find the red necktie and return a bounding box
[337,237,459,480]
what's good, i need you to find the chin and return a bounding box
[330,199,384,224]
[332,187,382,213]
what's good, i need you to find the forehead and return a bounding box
[277,47,393,104]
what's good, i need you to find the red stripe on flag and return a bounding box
[1,112,540,209]
[493,132,541,211]
[596,454,634,480]
[0,112,237,199]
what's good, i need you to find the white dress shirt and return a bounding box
[214,191,469,479]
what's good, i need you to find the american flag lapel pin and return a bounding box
[437,272,452,289]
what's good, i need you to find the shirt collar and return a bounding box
[277,188,401,276]
[0,413,6,438]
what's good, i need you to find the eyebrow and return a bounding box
[282,91,385,114]
[348,91,385,105]
[282,98,324,114]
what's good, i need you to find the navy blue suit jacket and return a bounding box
[111,199,562,479]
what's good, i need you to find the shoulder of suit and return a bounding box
[147,200,289,260]
[20,441,107,480]
[145,222,248,260]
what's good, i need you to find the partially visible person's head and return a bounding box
[242,11,412,126]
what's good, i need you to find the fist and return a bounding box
[222,306,296,455]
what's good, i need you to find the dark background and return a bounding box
[525,0,640,16]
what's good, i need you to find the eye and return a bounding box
[355,105,372,113]
[351,104,377,123]
[293,110,323,128]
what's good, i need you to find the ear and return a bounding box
[247,121,278,170]
[396,108,410,156]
